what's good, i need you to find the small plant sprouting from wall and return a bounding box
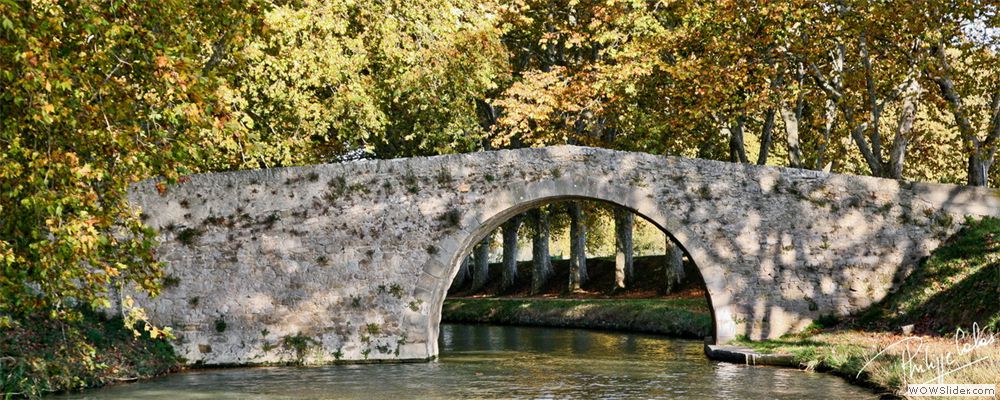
[188,296,199,307]
[934,213,955,230]
[389,283,404,299]
[214,317,227,333]
[550,167,562,178]
[177,227,203,246]
[404,171,420,194]
[350,295,362,308]
[281,333,318,364]
[426,245,439,255]
[261,213,280,229]
[162,274,181,289]
[332,348,344,361]
[395,334,408,356]
[408,299,423,312]
[877,202,893,215]
[203,215,227,226]
[697,184,712,199]
[629,173,646,187]
[366,323,381,335]
[325,176,348,202]
[436,208,462,230]
[483,173,496,183]
[436,169,453,185]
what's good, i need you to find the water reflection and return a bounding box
[57,324,873,399]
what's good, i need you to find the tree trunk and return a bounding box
[568,202,587,292]
[968,155,993,186]
[757,108,776,165]
[724,116,749,164]
[499,215,523,292]
[469,236,491,292]
[780,103,803,168]
[529,208,552,294]
[888,79,921,179]
[930,45,999,187]
[664,237,685,294]
[816,48,843,171]
[453,255,470,289]
[614,208,634,289]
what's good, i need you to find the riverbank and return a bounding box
[0,310,181,398]
[727,216,1000,397]
[442,297,713,339]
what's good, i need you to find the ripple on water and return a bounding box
[55,324,875,399]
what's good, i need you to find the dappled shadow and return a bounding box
[129,145,1000,364]
[849,219,1000,335]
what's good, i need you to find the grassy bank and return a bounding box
[733,216,1000,397]
[0,310,181,398]
[442,297,713,339]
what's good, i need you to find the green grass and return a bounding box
[732,216,1000,397]
[442,297,712,339]
[856,216,1000,334]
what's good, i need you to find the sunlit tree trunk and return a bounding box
[529,208,552,294]
[500,215,523,292]
[614,208,634,289]
[568,202,588,292]
[757,108,776,166]
[721,116,749,164]
[664,237,685,294]
[780,64,807,169]
[469,235,492,292]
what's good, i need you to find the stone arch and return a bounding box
[129,146,1000,364]
[417,176,738,359]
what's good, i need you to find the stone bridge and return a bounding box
[128,146,1000,365]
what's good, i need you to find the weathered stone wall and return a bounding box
[128,146,1000,365]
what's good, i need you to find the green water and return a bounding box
[57,324,873,399]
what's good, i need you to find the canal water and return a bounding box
[58,324,874,399]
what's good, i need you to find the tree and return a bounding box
[613,208,634,289]
[528,207,553,294]
[663,237,685,294]
[798,1,943,179]
[221,0,509,166]
[567,201,588,291]
[469,235,493,292]
[923,2,1000,186]
[0,0,250,329]
[500,215,523,291]
[453,255,471,289]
